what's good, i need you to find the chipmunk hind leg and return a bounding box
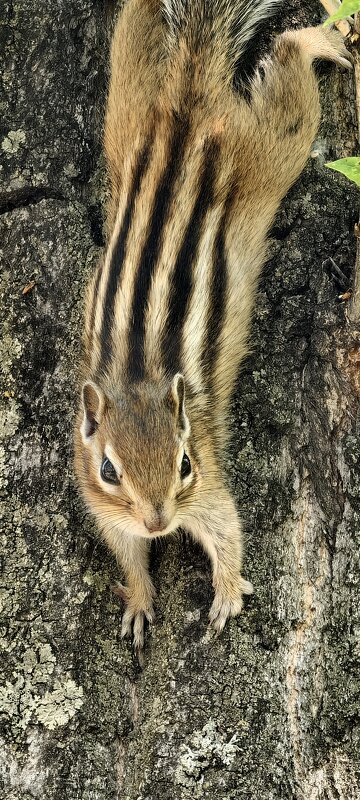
[242,24,350,208]
[281,26,352,70]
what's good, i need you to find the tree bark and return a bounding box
[1,1,359,798]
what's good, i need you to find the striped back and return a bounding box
[86,108,235,402]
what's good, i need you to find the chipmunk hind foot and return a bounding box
[283,25,352,70]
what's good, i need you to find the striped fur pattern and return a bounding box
[74,0,351,648]
[161,0,283,59]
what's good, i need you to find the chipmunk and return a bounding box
[74,0,351,649]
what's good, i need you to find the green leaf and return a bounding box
[324,0,360,25]
[325,157,360,186]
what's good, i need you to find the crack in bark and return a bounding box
[0,187,66,215]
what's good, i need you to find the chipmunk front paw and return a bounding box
[121,606,155,650]
[113,582,155,650]
[209,577,253,633]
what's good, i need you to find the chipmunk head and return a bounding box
[74,373,198,537]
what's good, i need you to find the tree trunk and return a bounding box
[1,1,359,798]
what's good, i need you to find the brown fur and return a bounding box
[74,0,351,648]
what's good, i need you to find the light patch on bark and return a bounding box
[331,750,360,797]
[0,328,22,486]
[0,400,20,437]
[184,609,201,624]
[1,129,26,155]
[303,751,360,800]
[1,729,49,796]
[115,738,126,796]
[32,680,84,730]
[0,332,23,376]
[284,475,331,797]
[127,678,140,723]
[0,636,83,731]
[174,719,240,795]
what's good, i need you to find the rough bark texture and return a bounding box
[1,1,359,798]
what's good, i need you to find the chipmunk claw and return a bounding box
[323,26,353,69]
[121,604,155,650]
[113,582,155,649]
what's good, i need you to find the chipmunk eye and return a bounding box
[100,457,119,485]
[180,453,191,479]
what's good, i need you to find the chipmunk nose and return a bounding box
[144,510,167,533]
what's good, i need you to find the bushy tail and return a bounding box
[161,0,282,64]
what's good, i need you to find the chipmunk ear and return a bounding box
[81,381,106,443]
[166,373,190,438]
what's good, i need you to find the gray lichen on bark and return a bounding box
[1,1,359,798]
